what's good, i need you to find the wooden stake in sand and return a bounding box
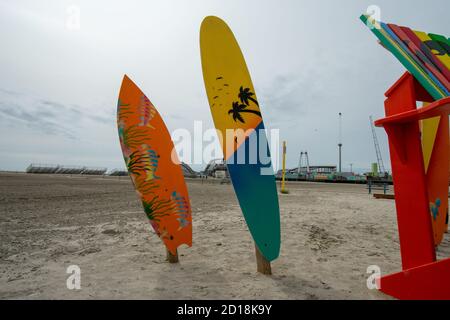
[166,248,179,263]
[255,245,271,275]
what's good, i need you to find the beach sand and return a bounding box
[1,172,449,299]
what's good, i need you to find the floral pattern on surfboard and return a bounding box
[117,75,192,254]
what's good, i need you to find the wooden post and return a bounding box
[255,244,271,275]
[166,248,179,263]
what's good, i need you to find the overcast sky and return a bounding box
[0,0,448,172]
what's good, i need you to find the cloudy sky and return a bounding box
[0,0,448,172]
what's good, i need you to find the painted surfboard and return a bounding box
[117,75,192,255]
[360,14,446,100]
[200,16,280,261]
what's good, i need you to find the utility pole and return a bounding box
[281,141,288,194]
[350,163,353,173]
[298,152,303,175]
[338,112,342,173]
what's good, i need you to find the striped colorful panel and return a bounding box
[414,30,450,71]
[381,22,449,95]
[388,24,450,92]
[401,27,450,81]
[360,14,446,100]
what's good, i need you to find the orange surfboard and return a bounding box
[117,75,192,255]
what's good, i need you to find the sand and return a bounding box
[1,172,449,299]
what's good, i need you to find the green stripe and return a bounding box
[428,33,450,54]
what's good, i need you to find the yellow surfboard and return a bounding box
[200,16,280,261]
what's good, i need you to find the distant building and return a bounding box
[289,165,337,174]
[26,164,106,175]
[108,169,128,176]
